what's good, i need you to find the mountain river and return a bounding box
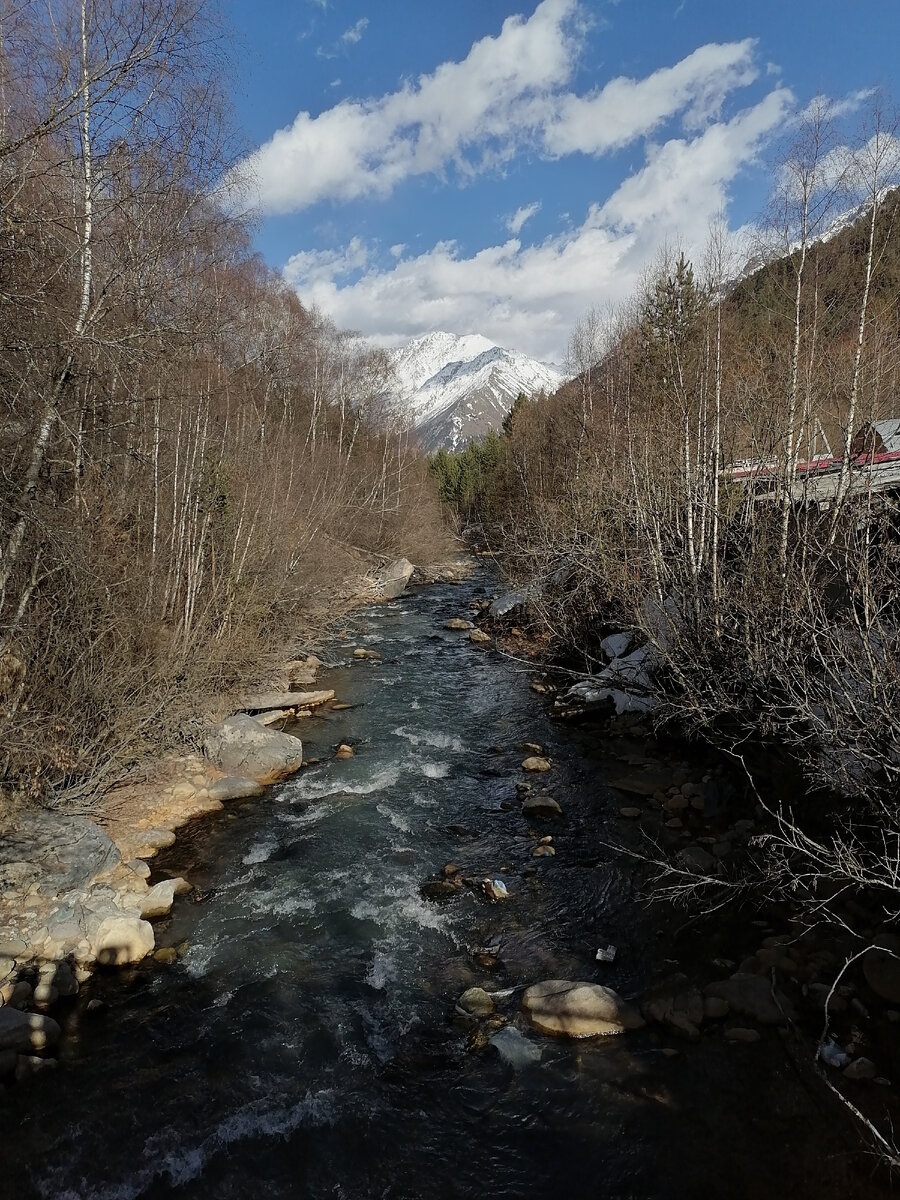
[0,572,891,1199]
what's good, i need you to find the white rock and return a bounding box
[92,915,155,965]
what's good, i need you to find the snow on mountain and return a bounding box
[386,331,567,450]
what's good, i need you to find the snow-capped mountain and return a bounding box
[386,331,567,450]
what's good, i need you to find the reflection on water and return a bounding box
[1,573,888,1199]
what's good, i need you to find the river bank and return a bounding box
[1,566,896,1198]
[0,557,472,1083]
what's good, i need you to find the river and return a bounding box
[0,572,890,1198]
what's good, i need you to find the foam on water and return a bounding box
[420,761,450,779]
[392,725,464,751]
[287,763,402,799]
[243,835,279,865]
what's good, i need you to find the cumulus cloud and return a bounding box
[245,0,582,214]
[507,202,541,235]
[283,88,793,361]
[240,0,771,221]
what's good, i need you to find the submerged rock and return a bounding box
[521,980,645,1038]
[489,1026,542,1069]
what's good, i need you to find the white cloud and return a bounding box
[240,0,768,221]
[284,88,793,361]
[340,17,369,45]
[507,201,541,235]
[244,0,582,214]
[543,40,758,155]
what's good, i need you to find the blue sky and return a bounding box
[224,0,900,362]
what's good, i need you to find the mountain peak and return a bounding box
[385,331,566,450]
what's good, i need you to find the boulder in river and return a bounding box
[521,756,551,772]
[353,648,382,661]
[444,618,473,631]
[521,980,645,1038]
[522,795,562,819]
[203,714,304,783]
[456,987,496,1017]
[469,629,491,645]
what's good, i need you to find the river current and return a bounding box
[1,573,889,1198]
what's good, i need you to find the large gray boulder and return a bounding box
[0,812,119,896]
[376,558,414,600]
[521,980,645,1037]
[204,714,304,783]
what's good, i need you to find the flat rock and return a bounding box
[444,618,473,630]
[844,1057,878,1081]
[0,1007,60,1052]
[606,768,677,796]
[353,648,382,660]
[704,973,795,1025]
[204,714,303,783]
[238,690,334,713]
[0,812,119,896]
[521,980,645,1038]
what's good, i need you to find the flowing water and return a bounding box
[1,574,890,1198]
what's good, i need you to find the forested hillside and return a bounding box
[433,110,900,823]
[0,0,451,810]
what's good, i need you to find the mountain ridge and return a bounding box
[385,331,567,450]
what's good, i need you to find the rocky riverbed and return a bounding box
[1,564,896,1197]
